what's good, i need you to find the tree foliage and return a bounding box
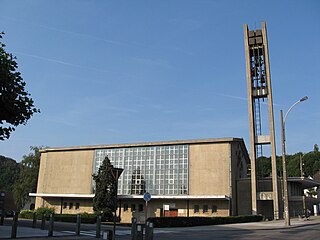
[256,156,272,177]
[0,32,40,140]
[0,155,19,191]
[314,144,319,153]
[92,156,117,221]
[13,146,42,209]
[257,144,320,178]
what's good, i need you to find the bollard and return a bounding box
[145,222,154,240]
[314,205,318,216]
[76,214,81,235]
[0,208,4,226]
[131,217,137,240]
[102,230,113,240]
[145,222,150,240]
[48,213,54,237]
[32,212,37,228]
[147,222,153,240]
[136,224,143,240]
[41,213,46,230]
[96,215,101,238]
[11,211,18,239]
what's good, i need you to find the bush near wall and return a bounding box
[57,213,97,224]
[20,208,55,220]
[36,207,55,218]
[19,210,34,219]
[19,209,97,223]
[149,215,264,228]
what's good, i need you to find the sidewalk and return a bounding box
[1,216,319,239]
[0,224,129,240]
[211,216,320,230]
[0,225,83,239]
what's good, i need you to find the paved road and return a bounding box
[151,222,320,240]
[1,216,320,239]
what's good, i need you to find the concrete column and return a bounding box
[96,215,101,238]
[262,21,280,220]
[75,214,81,235]
[102,230,113,240]
[40,213,46,230]
[136,224,143,240]
[0,207,4,226]
[243,23,257,215]
[145,222,153,240]
[131,217,137,240]
[32,212,37,228]
[11,211,18,239]
[314,205,318,216]
[48,213,54,237]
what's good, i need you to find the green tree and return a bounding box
[286,153,301,177]
[0,155,19,191]
[13,146,42,209]
[254,143,320,178]
[0,32,40,140]
[92,156,116,221]
[303,149,320,178]
[257,156,272,177]
[314,144,319,153]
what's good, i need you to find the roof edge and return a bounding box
[29,193,230,200]
[40,137,245,153]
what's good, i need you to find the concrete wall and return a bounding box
[189,143,230,196]
[38,197,93,214]
[119,199,230,223]
[35,150,94,208]
[230,142,250,215]
[37,150,94,194]
[236,179,252,216]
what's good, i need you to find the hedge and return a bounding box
[55,214,97,224]
[19,209,97,223]
[19,210,35,219]
[148,215,264,228]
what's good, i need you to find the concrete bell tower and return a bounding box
[244,22,280,220]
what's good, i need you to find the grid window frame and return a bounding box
[93,145,189,195]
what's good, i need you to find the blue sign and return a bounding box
[143,192,151,202]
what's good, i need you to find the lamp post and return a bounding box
[111,167,124,240]
[0,191,5,225]
[300,153,306,178]
[281,96,308,226]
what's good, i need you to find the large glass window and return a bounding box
[93,145,189,195]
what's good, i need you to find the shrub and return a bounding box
[35,207,55,219]
[18,209,98,223]
[56,213,97,224]
[80,212,91,218]
[19,210,34,219]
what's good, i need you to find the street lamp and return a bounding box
[110,167,124,240]
[281,96,308,226]
[300,153,306,178]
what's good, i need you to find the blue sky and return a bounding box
[1,0,319,161]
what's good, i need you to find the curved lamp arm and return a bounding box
[283,96,308,125]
